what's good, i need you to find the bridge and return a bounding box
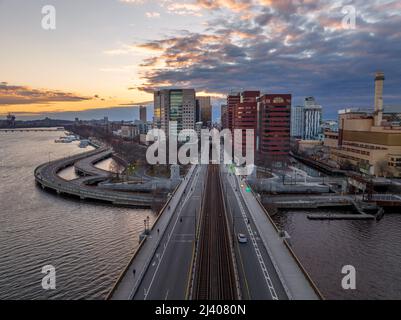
[34,146,155,207]
[0,127,65,132]
[107,163,322,300]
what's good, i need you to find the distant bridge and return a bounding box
[0,128,65,133]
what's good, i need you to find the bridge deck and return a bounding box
[224,166,322,300]
[34,147,154,207]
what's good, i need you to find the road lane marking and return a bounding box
[143,165,202,300]
[229,173,279,300]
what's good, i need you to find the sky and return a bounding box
[1,0,401,121]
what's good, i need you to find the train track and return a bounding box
[192,165,238,300]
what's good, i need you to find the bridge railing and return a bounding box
[243,177,325,300]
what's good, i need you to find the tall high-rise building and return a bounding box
[257,94,292,165]
[139,106,147,123]
[227,92,240,131]
[233,91,260,153]
[221,104,228,129]
[240,91,260,103]
[153,89,196,134]
[197,96,212,126]
[290,97,322,140]
[291,105,304,138]
[303,97,322,140]
[195,100,201,123]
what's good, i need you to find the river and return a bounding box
[273,208,401,299]
[0,131,155,300]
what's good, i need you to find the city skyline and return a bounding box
[1,0,401,120]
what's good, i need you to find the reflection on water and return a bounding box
[273,210,401,299]
[0,131,155,299]
[57,152,116,181]
[58,166,79,181]
[95,158,120,173]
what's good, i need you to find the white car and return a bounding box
[237,233,248,244]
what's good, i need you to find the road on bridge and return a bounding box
[133,165,207,300]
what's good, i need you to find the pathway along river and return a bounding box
[0,131,154,299]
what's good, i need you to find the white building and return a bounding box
[291,97,322,140]
[121,124,139,139]
[291,105,304,138]
[304,97,322,140]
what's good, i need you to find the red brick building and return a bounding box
[257,94,292,165]
[232,91,260,154]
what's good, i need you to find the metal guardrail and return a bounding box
[36,175,153,203]
[34,147,153,205]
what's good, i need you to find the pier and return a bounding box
[263,195,383,220]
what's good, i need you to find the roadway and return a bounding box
[221,167,289,300]
[133,164,207,300]
[232,168,321,300]
[34,147,155,207]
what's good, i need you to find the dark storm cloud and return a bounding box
[0,83,92,105]
[136,0,401,111]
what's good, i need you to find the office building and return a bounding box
[291,105,304,138]
[227,92,240,131]
[197,96,212,127]
[290,97,322,140]
[153,89,196,135]
[233,91,260,153]
[139,106,147,123]
[304,97,322,140]
[257,94,292,165]
[195,100,201,123]
[221,105,228,129]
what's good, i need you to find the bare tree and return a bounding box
[109,160,125,180]
[376,159,389,178]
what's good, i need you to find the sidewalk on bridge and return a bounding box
[235,174,321,300]
[107,165,196,300]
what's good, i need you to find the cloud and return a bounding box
[146,11,161,18]
[131,0,401,110]
[0,82,92,106]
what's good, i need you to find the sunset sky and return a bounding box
[1,0,401,120]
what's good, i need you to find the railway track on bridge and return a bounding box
[192,165,238,300]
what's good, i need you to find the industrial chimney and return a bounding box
[374,71,385,126]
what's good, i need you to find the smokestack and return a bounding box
[374,71,385,126]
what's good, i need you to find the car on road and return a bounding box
[237,233,248,244]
